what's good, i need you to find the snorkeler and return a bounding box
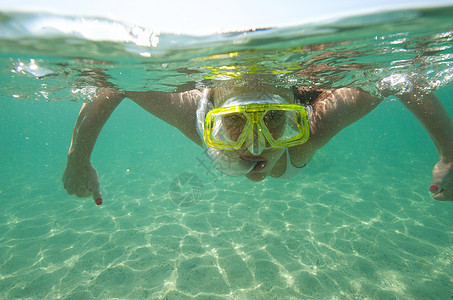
[62,82,453,205]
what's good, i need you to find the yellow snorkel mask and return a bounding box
[204,94,310,155]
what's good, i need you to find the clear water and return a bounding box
[0,6,452,299]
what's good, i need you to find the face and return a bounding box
[227,144,285,182]
[208,85,298,181]
[220,111,288,181]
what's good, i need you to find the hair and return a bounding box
[207,84,323,108]
[293,86,323,106]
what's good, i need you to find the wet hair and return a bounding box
[293,86,323,106]
[208,85,323,108]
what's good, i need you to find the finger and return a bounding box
[429,181,452,201]
[74,185,92,197]
[429,184,444,200]
[430,184,450,201]
[75,189,91,198]
[432,189,452,201]
[91,185,103,205]
[429,184,441,193]
[63,181,76,195]
[432,191,446,201]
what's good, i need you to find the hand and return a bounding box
[429,160,453,201]
[62,159,103,205]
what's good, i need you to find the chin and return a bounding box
[245,172,267,182]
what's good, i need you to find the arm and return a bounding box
[63,88,125,204]
[308,86,453,201]
[125,89,203,146]
[64,88,205,204]
[307,88,383,149]
[290,87,382,166]
[398,91,453,201]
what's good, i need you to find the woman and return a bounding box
[62,82,453,204]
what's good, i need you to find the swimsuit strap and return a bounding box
[277,149,306,180]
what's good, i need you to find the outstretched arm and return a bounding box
[307,88,383,149]
[308,86,453,201]
[398,91,453,201]
[63,88,125,204]
[289,87,382,166]
[125,89,203,146]
[64,87,205,205]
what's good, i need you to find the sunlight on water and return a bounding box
[0,5,452,300]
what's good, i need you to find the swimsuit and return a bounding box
[277,149,306,179]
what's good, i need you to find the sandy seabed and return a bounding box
[0,151,452,300]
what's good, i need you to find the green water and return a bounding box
[1,5,453,299]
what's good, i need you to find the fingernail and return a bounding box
[429,185,439,192]
[95,198,102,205]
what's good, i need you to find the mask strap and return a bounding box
[196,89,211,140]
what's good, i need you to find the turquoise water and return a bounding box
[1,6,453,299]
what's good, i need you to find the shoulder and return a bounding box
[294,87,365,107]
[309,87,380,114]
[301,87,382,147]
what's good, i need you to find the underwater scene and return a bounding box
[0,5,453,299]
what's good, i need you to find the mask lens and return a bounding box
[263,109,286,140]
[278,110,303,141]
[206,111,249,149]
[261,108,307,147]
[220,112,248,142]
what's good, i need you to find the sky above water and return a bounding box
[1,0,453,35]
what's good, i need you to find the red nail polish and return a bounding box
[95,198,102,205]
[429,185,439,192]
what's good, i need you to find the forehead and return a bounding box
[220,94,289,108]
[210,85,295,108]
